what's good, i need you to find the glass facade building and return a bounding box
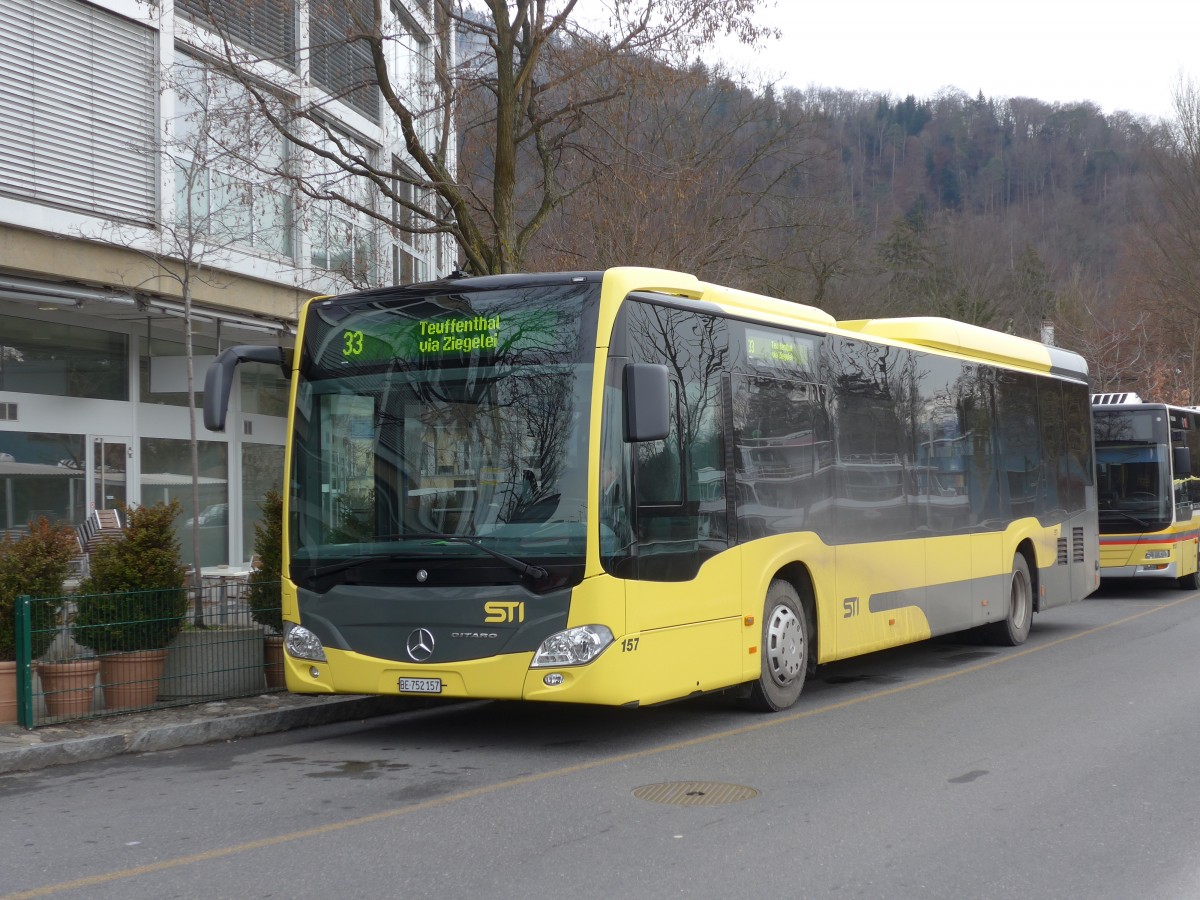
[0,0,449,568]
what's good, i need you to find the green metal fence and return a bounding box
[13,581,284,728]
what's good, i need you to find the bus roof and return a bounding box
[312,267,1088,382]
[615,268,1088,382]
[837,316,1086,380]
[1091,397,1200,414]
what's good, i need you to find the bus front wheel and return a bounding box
[984,554,1033,646]
[741,579,809,712]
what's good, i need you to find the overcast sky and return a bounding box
[713,0,1196,121]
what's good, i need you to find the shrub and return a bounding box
[246,490,283,633]
[73,502,188,654]
[0,519,79,660]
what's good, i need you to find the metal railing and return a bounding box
[12,581,283,728]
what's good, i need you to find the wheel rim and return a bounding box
[1010,566,1030,630]
[765,605,805,687]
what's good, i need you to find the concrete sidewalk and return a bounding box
[0,693,425,775]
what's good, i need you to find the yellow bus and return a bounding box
[1092,394,1200,588]
[205,268,1098,711]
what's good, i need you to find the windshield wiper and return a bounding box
[416,533,548,579]
[302,554,402,580]
[304,533,548,581]
[1099,509,1152,529]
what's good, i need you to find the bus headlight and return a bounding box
[284,623,327,662]
[1145,549,1170,560]
[531,625,614,667]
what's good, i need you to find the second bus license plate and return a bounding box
[398,677,442,694]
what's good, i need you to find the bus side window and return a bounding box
[732,374,827,537]
[1186,412,1200,506]
[1061,384,1093,514]
[961,371,1001,527]
[1038,380,1067,515]
[994,371,1040,518]
[635,379,682,505]
[599,381,635,573]
[627,301,728,581]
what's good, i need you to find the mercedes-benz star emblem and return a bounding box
[406,628,435,662]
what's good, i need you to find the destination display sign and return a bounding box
[333,310,556,366]
[745,326,814,368]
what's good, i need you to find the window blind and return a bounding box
[176,0,297,70]
[0,0,157,223]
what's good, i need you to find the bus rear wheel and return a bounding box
[984,554,1032,646]
[741,579,808,712]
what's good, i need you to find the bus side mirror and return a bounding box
[203,345,292,432]
[1175,445,1192,479]
[623,363,670,442]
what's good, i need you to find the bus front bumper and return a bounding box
[1100,561,1180,579]
[280,643,645,706]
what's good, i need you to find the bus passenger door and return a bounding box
[620,382,743,696]
[624,370,736,633]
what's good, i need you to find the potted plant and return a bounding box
[0,519,81,723]
[72,502,188,711]
[246,490,285,688]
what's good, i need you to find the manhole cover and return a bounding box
[632,781,759,807]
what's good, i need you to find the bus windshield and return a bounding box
[1093,408,1174,531]
[289,280,599,583]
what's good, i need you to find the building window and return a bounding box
[0,0,156,222]
[391,162,427,284]
[175,0,297,70]
[308,128,380,284]
[435,200,452,274]
[241,443,285,561]
[310,0,379,122]
[139,330,220,409]
[390,3,435,141]
[240,361,290,418]
[0,432,86,529]
[311,206,378,284]
[0,313,128,401]
[172,53,295,259]
[141,436,229,568]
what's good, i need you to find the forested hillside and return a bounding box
[522,70,1199,403]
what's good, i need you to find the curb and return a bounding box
[0,696,426,775]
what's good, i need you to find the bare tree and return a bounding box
[99,55,295,623]
[178,0,776,276]
[1140,76,1200,317]
[525,61,813,283]
[1050,265,1195,401]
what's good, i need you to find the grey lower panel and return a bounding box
[869,575,1004,634]
[869,568,1045,635]
[868,578,988,633]
[927,574,1007,632]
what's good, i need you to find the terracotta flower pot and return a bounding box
[39,658,101,719]
[0,660,18,724]
[99,649,167,711]
[263,633,286,689]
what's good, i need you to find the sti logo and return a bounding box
[484,601,525,624]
